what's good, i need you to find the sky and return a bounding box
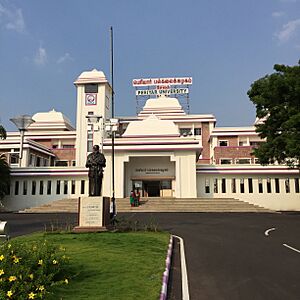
[0,0,299,131]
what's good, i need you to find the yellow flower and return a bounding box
[28,292,36,299]
[38,285,45,292]
[38,259,43,265]
[13,257,20,264]
[9,276,17,282]
[52,259,58,265]
[7,290,13,298]
[0,269,4,276]
[64,278,69,284]
[29,273,34,280]
[7,244,11,249]
[0,254,4,261]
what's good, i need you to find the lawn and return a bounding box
[15,231,170,300]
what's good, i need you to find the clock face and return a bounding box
[85,93,97,105]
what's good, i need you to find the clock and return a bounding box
[85,93,97,105]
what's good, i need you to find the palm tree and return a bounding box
[0,125,10,201]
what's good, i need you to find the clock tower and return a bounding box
[74,69,112,167]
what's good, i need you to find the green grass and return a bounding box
[15,232,170,300]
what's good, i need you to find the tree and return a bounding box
[0,125,10,199]
[247,61,300,169]
[0,125,6,140]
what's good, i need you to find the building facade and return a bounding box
[1,69,299,211]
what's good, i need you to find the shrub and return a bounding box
[0,240,69,299]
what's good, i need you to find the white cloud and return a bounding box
[57,52,73,64]
[275,18,300,43]
[0,3,25,33]
[272,11,285,18]
[34,46,47,66]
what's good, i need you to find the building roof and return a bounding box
[138,95,186,118]
[28,109,75,131]
[122,114,180,138]
[74,68,110,85]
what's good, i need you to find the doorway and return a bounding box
[143,181,160,197]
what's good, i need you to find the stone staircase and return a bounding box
[21,197,274,213]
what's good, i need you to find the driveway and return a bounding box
[1,212,300,299]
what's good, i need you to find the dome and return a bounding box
[28,109,74,131]
[74,69,108,85]
[143,96,183,110]
[138,95,186,118]
[122,115,179,137]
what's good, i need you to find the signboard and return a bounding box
[79,197,103,227]
[132,77,192,87]
[136,88,189,96]
[85,93,97,105]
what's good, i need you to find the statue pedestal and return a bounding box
[73,196,110,233]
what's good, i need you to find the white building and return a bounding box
[1,69,299,212]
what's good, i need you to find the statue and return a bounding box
[85,145,106,196]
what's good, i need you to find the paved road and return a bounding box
[1,212,300,300]
[123,212,300,300]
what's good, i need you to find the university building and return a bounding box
[1,69,299,212]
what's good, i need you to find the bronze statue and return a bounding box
[85,145,106,196]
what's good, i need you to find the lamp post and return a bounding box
[10,115,35,167]
[85,115,104,153]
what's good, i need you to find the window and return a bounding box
[285,178,290,193]
[55,160,68,167]
[240,179,245,193]
[219,140,228,147]
[180,128,192,136]
[250,141,262,147]
[248,178,253,193]
[62,145,75,149]
[161,181,171,189]
[56,180,61,195]
[14,181,19,195]
[258,178,263,193]
[220,159,232,165]
[81,180,85,194]
[32,181,36,195]
[52,145,58,149]
[10,153,19,165]
[213,178,218,193]
[85,84,98,93]
[39,181,44,195]
[275,178,280,193]
[44,158,49,166]
[47,181,52,195]
[194,128,201,136]
[23,181,28,195]
[267,178,271,193]
[64,181,68,194]
[36,157,41,167]
[87,127,93,153]
[205,179,210,193]
[71,180,76,194]
[235,158,251,164]
[221,178,226,193]
[295,178,299,193]
[231,178,236,193]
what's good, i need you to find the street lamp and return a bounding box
[10,115,35,167]
[85,114,104,153]
[105,118,119,217]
